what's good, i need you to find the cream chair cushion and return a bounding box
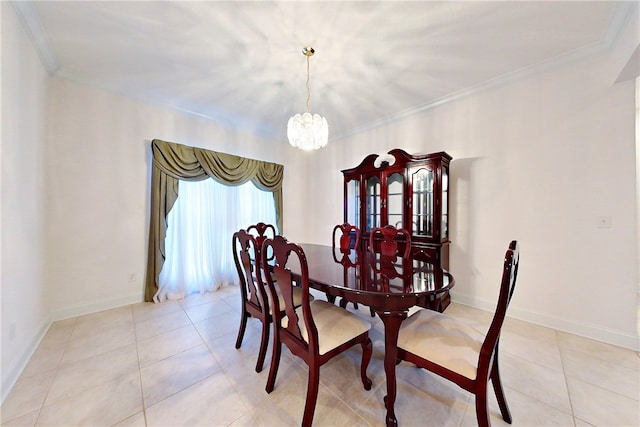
[283,300,371,355]
[397,308,484,380]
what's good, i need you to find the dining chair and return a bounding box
[332,223,364,310]
[396,240,520,427]
[263,235,373,427]
[369,224,411,259]
[232,228,306,373]
[247,222,277,266]
[365,225,412,316]
[332,222,361,253]
[246,222,278,286]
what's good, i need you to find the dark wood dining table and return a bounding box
[289,243,455,427]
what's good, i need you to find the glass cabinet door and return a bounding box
[411,167,434,238]
[365,176,381,231]
[345,179,360,227]
[386,172,404,229]
[442,166,449,240]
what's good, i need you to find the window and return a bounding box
[155,178,277,302]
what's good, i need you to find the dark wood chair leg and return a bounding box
[255,320,270,373]
[235,311,248,349]
[475,385,490,427]
[302,365,321,427]
[265,336,281,393]
[490,358,512,423]
[361,337,373,390]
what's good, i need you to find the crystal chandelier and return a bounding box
[287,46,328,151]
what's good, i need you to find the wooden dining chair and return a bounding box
[247,222,276,264]
[369,224,411,259]
[232,228,306,373]
[263,235,373,427]
[332,223,364,309]
[396,240,520,427]
[365,225,412,316]
[332,222,361,253]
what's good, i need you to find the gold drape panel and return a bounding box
[145,139,284,301]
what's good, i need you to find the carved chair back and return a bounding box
[332,223,361,253]
[232,228,274,372]
[369,224,411,259]
[247,222,277,260]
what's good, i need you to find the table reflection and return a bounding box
[331,246,449,295]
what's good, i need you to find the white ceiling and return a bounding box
[13,1,635,142]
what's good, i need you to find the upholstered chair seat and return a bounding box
[395,241,520,427]
[398,309,484,380]
[282,299,372,355]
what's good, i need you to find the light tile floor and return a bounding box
[2,286,638,426]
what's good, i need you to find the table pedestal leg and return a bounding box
[377,310,408,427]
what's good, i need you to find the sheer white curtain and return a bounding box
[154,178,277,302]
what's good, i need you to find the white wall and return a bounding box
[286,44,639,350]
[1,2,51,401]
[45,77,294,318]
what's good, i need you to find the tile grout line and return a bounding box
[198,292,264,426]
[148,297,251,426]
[131,303,149,427]
[499,347,576,419]
[31,315,79,426]
[557,331,640,403]
[319,375,376,427]
[135,300,207,423]
[556,330,579,427]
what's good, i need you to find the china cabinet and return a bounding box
[342,149,452,311]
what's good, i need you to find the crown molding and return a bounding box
[331,1,639,141]
[11,0,636,143]
[602,0,639,49]
[10,0,59,74]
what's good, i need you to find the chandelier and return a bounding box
[287,46,329,151]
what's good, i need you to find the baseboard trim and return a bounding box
[50,293,143,321]
[452,294,639,351]
[2,292,144,404]
[1,318,51,403]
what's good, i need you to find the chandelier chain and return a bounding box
[306,55,311,113]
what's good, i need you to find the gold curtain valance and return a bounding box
[145,139,284,301]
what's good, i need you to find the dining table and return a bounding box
[288,243,455,427]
